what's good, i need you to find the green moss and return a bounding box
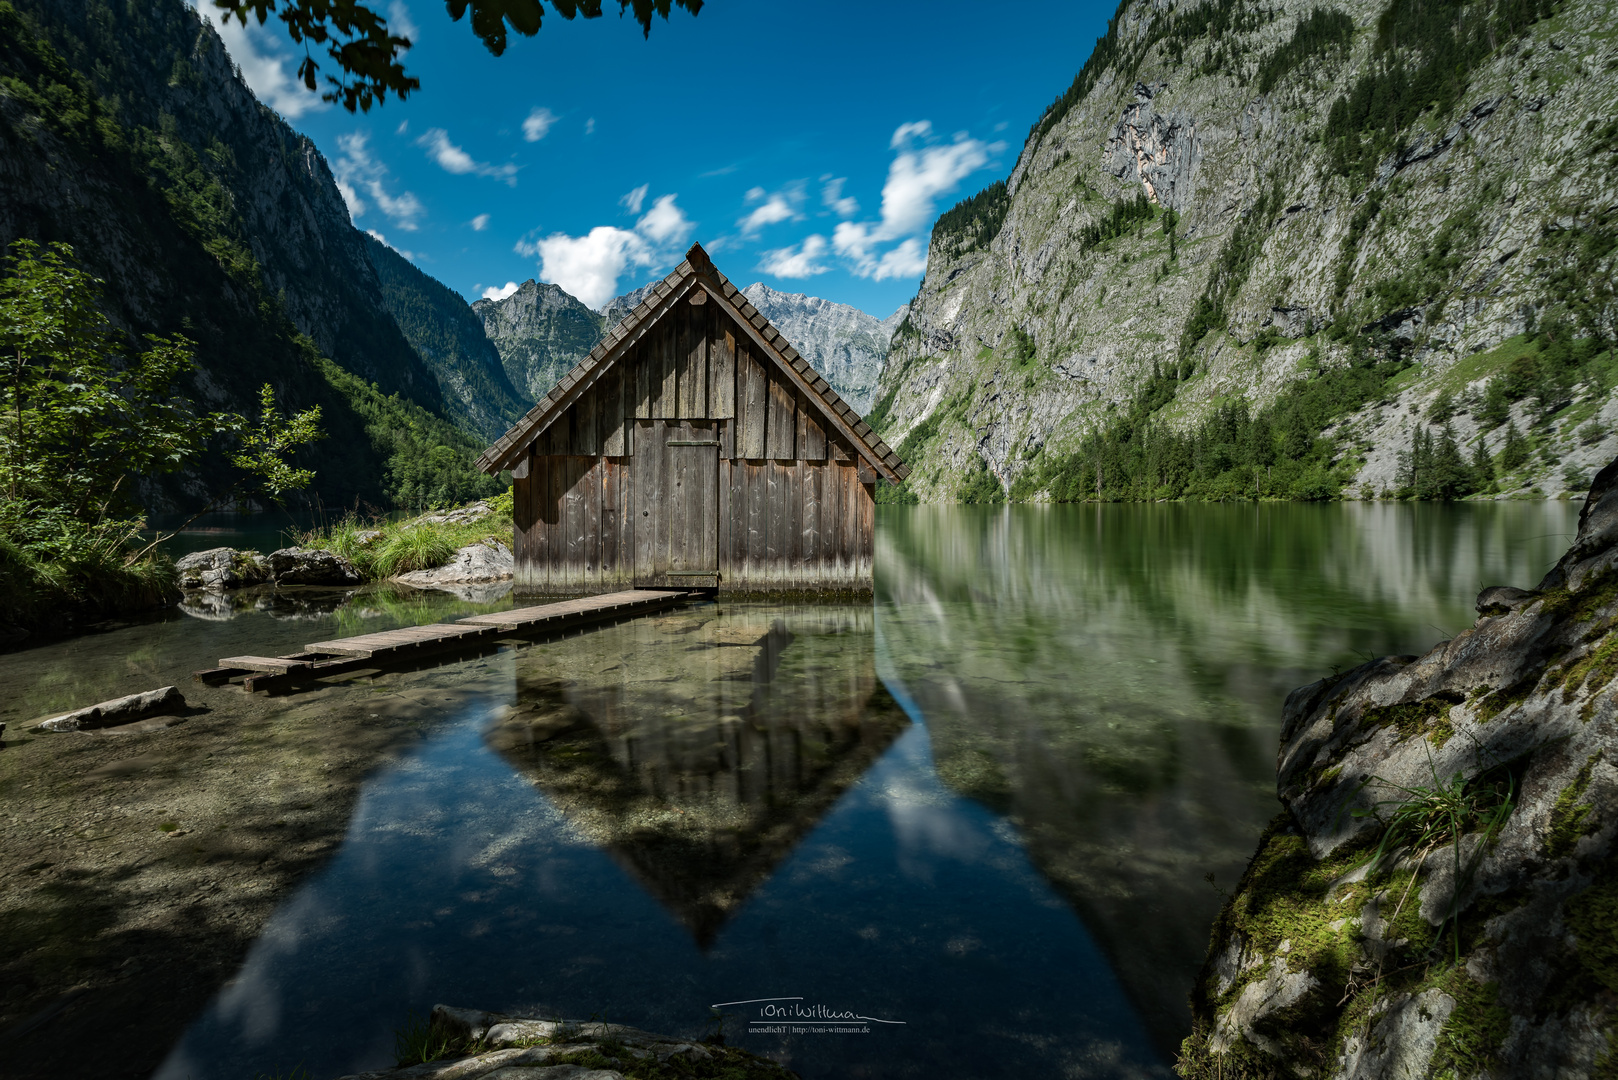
[1546,754,1602,859]
[1362,690,1466,744]
[1540,569,1618,624]
[1549,632,1618,721]
[1429,967,1509,1078]
[1475,674,1540,722]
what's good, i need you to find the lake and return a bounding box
[3,501,1580,1079]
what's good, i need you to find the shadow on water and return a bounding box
[873,500,1579,1058]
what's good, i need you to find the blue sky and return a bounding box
[211,0,1115,317]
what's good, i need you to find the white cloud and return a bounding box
[471,213,491,231]
[522,107,557,142]
[387,0,419,41]
[828,120,1004,280]
[366,229,414,260]
[416,128,519,185]
[636,194,694,245]
[871,237,928,280]
[758,234,830,278]
[584,117,596,135]
[521,194,695,309]
[481,281,521,301]
[880,121,1001,236]
[737,183,805,236]
[396,120,409,135]
[212,15,327,119]
[821,176,859,218]
[334,131,424,231]
[620,184,649,214]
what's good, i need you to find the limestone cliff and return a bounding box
[739,283,905,414]
[1179,456,1618,1078]
[875,0,1618,503]
[472,280,606,404]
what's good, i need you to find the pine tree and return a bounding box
[1430,424,1471,500]
[1501,423,1529,471]
[1470,436,1495,492]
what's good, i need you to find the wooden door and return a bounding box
[634,419,719,586]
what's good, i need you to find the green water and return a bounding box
[872,499,1579,1050]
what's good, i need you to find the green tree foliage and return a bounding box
[1013,339,1406,503]
[0,241,231,519]
[1323,0,1558,180]
[1256,8,1355,94]
[958,456,1006,504]
[1397,423,1479,499]
[211,0,701,111]
[1080,193,1155,253]
[933,181,1010,259]
[0,242,323,626]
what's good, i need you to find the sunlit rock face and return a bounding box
[1182,457,1618,1078]
[874,0,1618,500]
[488,605,909,945]
[739,284,906,416]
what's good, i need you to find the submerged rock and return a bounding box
[1181,457,1618,1078]
[392,541,514,588]
[35,686,187,732]
[331,1004,797,1080]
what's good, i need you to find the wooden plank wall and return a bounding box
[513,299,875,594]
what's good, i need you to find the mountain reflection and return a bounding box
[489,605,909,946]
[874,501,1577,1056]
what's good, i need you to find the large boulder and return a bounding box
[264,547,362,586]
[392,541,514,588]
[174,547,269,590]
[1181,457,1618,1078]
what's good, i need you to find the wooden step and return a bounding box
[217,655,315,673]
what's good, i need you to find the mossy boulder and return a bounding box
[1180,456,1618,1078]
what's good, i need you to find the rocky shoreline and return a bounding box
[334,1005,797,1080]
[1179,458,1618,1078]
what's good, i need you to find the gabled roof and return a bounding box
[476,242,910,481]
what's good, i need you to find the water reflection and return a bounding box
[874,500,1578,1056]
[491,607,909,944]
[153,602,1165,1080]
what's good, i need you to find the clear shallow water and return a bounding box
[12,501,1580,1079]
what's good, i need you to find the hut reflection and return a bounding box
[488,605,907,945]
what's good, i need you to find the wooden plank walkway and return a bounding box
[198,589,693,694]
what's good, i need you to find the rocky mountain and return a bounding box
[471,281,606,404]
[364,236,526,442]
[0,0,497,510]
[873,0,1618,503]
[739,284,903,415]
[475,278,902,415]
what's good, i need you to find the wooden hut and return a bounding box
[476,243,909,594]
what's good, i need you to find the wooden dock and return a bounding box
[197,589,694,694]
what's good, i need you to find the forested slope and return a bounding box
[0,0,497,510]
